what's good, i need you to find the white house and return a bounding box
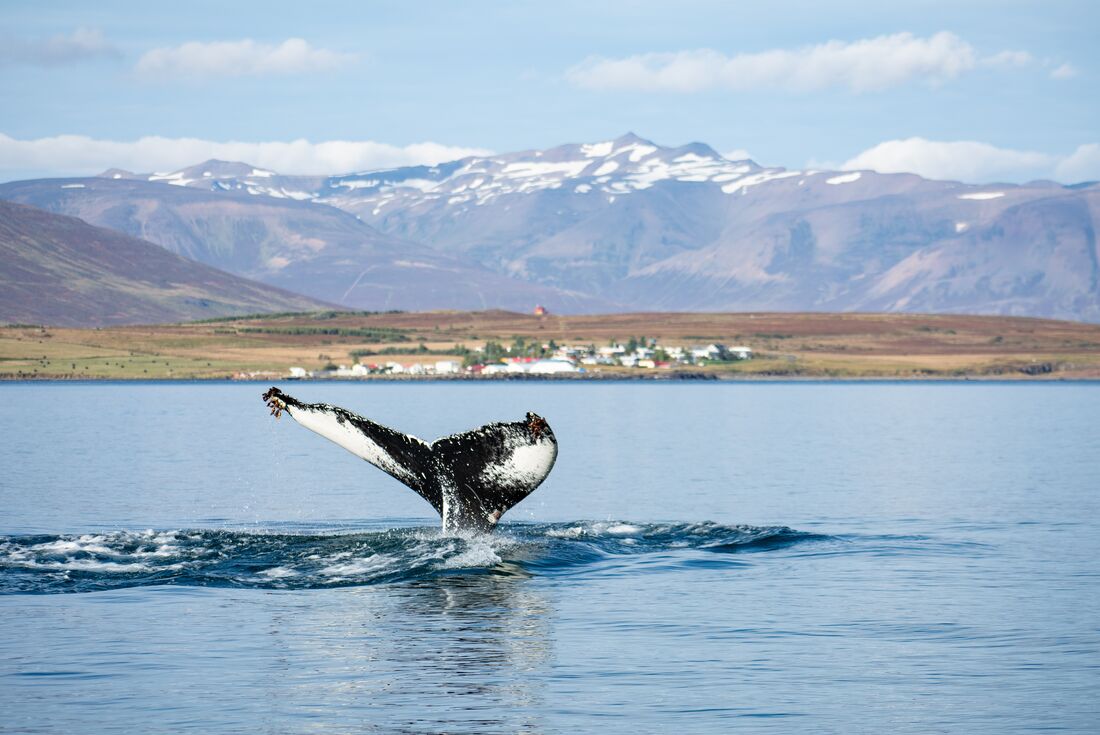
[528,359,580,374]
[691,344,727,361]
[287,366,308,379]
[434,360,460,375]
[332,363,369,377]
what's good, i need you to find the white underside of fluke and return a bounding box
[288,405,427,487]
[480,440,556,489]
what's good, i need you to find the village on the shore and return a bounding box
[284,338,753,380]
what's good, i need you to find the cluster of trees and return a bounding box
[195,309,404,323]
[238,326,410,341]
[351,344,471,359]
[613,336,672,362]
[462,337,570,367]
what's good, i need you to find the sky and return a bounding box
[0,0,1097,183]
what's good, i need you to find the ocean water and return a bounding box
[1,381,1098,733]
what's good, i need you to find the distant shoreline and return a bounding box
[3,373,1098,384]
[4,310,1099,381]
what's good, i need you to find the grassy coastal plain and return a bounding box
[3,310,1100,380]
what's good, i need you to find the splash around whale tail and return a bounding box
[263,387,557,532]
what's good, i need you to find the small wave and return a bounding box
[0,522,825,594]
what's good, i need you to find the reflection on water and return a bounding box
[253,574,554,734]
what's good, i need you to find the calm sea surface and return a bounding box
[1,381,1098,733]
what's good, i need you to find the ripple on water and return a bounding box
[0,522,826,594]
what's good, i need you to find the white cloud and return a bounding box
[1050,62,1078,80]
[0,133,492,179]
[980,50,1033,68]
[0,27,119,67]
[567,32,1011,93]
[839,137,1100,183]
[135,38,354,79]
[1055,144,1100,182]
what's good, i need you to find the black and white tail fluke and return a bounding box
[263,387,557,533]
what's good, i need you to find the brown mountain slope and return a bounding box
[0,201,333,327]
[0,178,619,313]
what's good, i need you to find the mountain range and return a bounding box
[0,200,330,327]
[2,132,1098,323]
[0,175,610,314]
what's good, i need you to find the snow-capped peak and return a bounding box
[96,167,139,180]
[316,134,770,213]
[123,134,787,209]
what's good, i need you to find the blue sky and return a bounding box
[1,0,1096,182]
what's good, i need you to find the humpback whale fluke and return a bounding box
[262,387,557,533]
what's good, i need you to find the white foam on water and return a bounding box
[23,530,182,557]
[545,525,587,538]
[605,523,643,535]
[258,566,298,579]
[0,530,204,579]
[544,521,645,538]
[0,544,181,573]
[440,536,506,569]
[26,558,158,573]
[319,554,394,578]
[31,539,115,556]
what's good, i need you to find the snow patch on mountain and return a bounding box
[581,141,614,158]
[721,170,801,194]
[621,143,657,162]
[502,161,591,179]
[149,171,194,186]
